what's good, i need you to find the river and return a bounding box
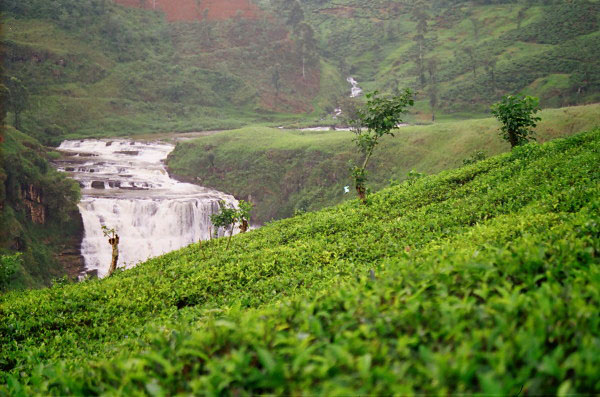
[55,139,237,278]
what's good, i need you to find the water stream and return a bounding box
[56,139,237,278]
[347,76,363,98]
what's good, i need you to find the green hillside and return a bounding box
[296,0,600,121]
[1,129,599,394]
[1,0,344,144]
[167,103,600,223]
[2,0,599,144]
[0,128,82,290]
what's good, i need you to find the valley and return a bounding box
[1,0,600,393]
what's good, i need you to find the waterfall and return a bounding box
[56,139,237,278]
[347,76,363,98]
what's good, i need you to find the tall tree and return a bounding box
[296,22,317,80]
[5,77,29,131]
[427,58,439,122]
[271,63,281,96]
[470,17,482,40]
[411,1,429,89]
[462,45,477,78]
[482,57,497,93]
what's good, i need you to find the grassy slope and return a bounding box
[2,2,339,143]
[167,103,600,223]
[3,0,599,143]
[2,15,263,143]
[301,0,600,120]
[0,128,82,290]
[1,128,599,394]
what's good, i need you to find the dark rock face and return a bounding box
[55,211,86,279]
[91,181,105,189]
[20,184,46,224]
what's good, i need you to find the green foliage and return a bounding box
[0,254,21,291]
[1,128,600,394]
[211,200,255,239]
[405,169,425,185]
[491,94,541,148]
[101,225,116,239]
[237,200,254,233]
[462,150,487,165]
[3,77,29,131]
[167,104,600,224]
[350,89,414,202]
[210,200,238,234]
[0,128,82,290]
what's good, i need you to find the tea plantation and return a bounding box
[1,129,599,394]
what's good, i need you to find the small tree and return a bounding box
[102,226,120,276]
[237,200,253,233]
[350,89,414,203]
[0,253,21,291]
[210,200,237,250]
[491,94,541,148]
[5,77,29,131]
[210,200,253,250]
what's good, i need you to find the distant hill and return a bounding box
[296,0,600,120]
[1,0,598,141]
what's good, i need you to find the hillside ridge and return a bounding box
[2,128,599,394]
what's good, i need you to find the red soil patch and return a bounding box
[114,0,260,22]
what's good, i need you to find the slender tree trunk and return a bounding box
[470,54,477,78]
[14,111,20,131]
[508,132,518,148]
[226,225,234,250]
[108,235,119,276]
[356,185,366,203]
[361,143,376,170]
[418,41,425,88]
[302,55,306,80]
[355,143,377,204]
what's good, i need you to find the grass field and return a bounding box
[167,103,600,223]
[1,128,599,394]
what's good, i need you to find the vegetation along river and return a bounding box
[54,139,237,278]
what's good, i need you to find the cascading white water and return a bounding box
[347,76,363,98]
[56,139,237,278]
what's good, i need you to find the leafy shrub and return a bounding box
[1,129,600,394]
[0,254,20,291]
[462,150,487,165]
[491,94,541,148]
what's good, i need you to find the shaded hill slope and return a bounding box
[167,103,600,223]
[1,128,599,394]
[1,0,335,143]
[0,128,83,291]
[2,0,599,143]
[297,0,600,119]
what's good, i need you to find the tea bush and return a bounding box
[1,129,599,394]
